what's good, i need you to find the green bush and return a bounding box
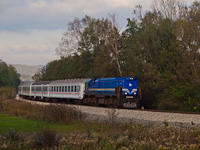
[155,86,200,112]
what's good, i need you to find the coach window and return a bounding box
[68,86,70,92]
[71,86,73,92]
[75,86,77,92]
[45,86,48,92]
[65,86,67,92]
[62,86,65,92]
[77,86,80,92]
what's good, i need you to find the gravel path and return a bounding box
[16,96,200,128]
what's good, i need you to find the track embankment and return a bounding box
[16,96,200,128]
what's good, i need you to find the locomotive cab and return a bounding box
[121,77,140,108]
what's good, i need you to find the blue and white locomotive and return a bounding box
[18,77,141,108]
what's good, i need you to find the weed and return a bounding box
[163,120,169,127]
[32,127,61,149]
[5,129,23,143]
[106,108,118,124]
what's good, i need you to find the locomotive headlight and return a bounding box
[134,91,136,95]
[125,91,127,95]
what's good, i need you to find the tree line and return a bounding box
[34,0,200,111]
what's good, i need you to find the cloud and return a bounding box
[8,44,50,54]
[0,29,63,65]
[0,0,153,31]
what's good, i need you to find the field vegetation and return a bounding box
[0,99,200,149]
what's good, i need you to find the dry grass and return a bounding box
[1,124,200,149]
[0,87,16,100]
[0,99,82,124]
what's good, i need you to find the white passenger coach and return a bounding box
[18,79,90,100]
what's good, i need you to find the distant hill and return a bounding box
[10,64,43,82]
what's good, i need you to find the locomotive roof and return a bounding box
[32,81,52,85]
[49,78,90,85]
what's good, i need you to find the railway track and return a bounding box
[16,95,200,127]
[16,95,200,115]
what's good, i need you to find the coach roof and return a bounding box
[49,78,90,85]
[19,82,34,87]
[32,81,52,85]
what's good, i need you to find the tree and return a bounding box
[55,15,123,77]
[0,60,20,88]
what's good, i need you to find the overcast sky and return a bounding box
[0,0,193,66]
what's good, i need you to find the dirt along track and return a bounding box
[16,95,200,128]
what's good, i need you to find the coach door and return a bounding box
[41,85,43,99]
[33,86,36,98]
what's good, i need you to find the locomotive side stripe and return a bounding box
[88,88,137,93]
[88,88,115,91]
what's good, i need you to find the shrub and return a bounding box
[5,129,23,143]
[32,127,61,149]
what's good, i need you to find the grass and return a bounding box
[0,113,79,133]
